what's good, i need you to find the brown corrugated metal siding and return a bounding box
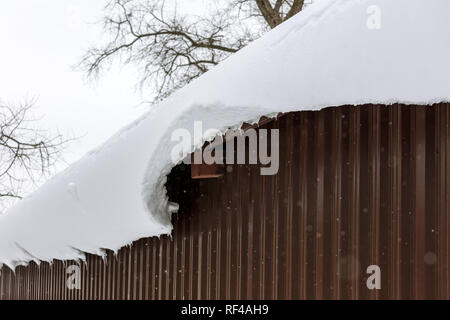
[0,103,449,300]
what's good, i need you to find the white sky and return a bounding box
[0,0,205,195]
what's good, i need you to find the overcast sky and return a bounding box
[0,0,206,194]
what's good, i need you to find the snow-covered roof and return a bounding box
[1,0,449,269]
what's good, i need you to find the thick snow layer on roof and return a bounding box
[1,0,450,269]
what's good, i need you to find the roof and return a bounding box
[1,0,449,269]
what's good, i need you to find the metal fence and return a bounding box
[1,103,449,300]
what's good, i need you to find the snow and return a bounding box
[1,0,450,269]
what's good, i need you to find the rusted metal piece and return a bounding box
[191,116,279,180]
[191,162,224,179]
[1,103,449,300]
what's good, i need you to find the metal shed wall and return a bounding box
[1,103,449,300]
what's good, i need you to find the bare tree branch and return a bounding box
[79,0,310,102]
[0,99,68,209]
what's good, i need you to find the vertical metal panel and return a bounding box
[331,108,343,299]
[1,103,450,300]
[314,111,325,299]
[297,112,308,299]
[347,108,359,299]
[436,104,450,299]
[388,105,402,299]
[412,107,427,299]
[368,106,381,299]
